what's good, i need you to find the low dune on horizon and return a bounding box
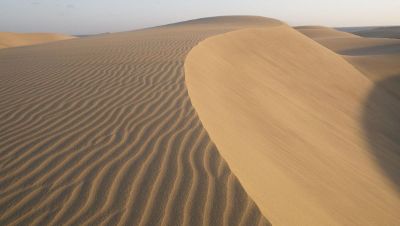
[0,32,75,49]
[0,16,399,226]
[338,26,400,39]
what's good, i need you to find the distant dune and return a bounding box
[297,26,400,53]
[338,26,400,39]
[297,26,400,81]
[295,26,358,39]
[0,32,75,49]
[186,21,400,225]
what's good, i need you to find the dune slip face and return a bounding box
[297,25,400,192]
[186,24,400,225]
[0,16,279,226]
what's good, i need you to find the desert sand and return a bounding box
[1,15,399,226]
[0,32,75,49]
[297,26,400,82]
[186,21,400,225]
[0,16,274,226]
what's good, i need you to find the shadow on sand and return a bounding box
[363,75,400,192]
[340,43,400,56]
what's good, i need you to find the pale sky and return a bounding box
[0,0,399,35]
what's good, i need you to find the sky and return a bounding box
[0,0,399,35]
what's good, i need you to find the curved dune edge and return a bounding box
[0,32,75,49]
[0,16,280,226]
[185,23,400,225]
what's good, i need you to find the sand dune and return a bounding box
[297,26,400,84]
[186,22,400,225]
[295,26,358,39]
[339,26,400,39]
[1,15,399,226]
[0,32,75,49]
[297,27,400,55]
[298,26,400,196]
[0,17,276,226]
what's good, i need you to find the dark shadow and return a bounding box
[340,43,400,56]
[363,75,400,192]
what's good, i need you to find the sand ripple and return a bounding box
[0,16,274,226]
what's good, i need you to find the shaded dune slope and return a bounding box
[339,26,400,39]
[0,16,278,226]
[0,32,75,49]
[185,23,400,225]
[297,26,400,193]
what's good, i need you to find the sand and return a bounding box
[186,23,400,225]
[297,26,400,98]
[0,17,275,226]
[0,32,75,49]
[1,15,399,226]
[338,26,400,39]
[297,26,400,79]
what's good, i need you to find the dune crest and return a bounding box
[0,32,75,49]
[185,23,400,225]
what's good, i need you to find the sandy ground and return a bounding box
[186,22,400,225]
[0,32,75,49]
[0,16,277,226]
[1,16,399,226]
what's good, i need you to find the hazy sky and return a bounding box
[1,0,399,35]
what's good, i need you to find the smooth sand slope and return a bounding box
[0,32,75,49]
[0,16,278,226]
[186,23,400,225]
[298,25,400,194]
